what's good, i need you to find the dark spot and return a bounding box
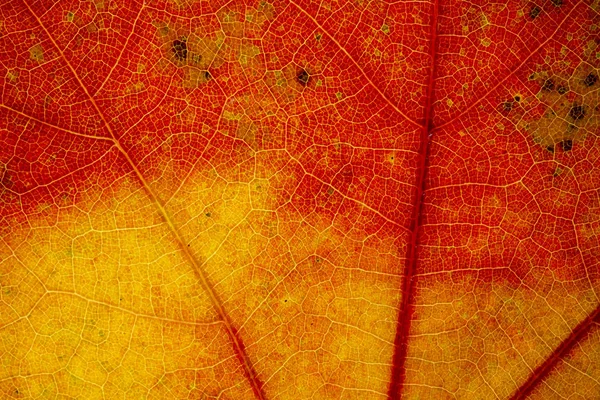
[204,71,211,80]
[172,39,187,61]
[546,145,554,152]
[530,5,542,19]
[187,244,190,247]
[297,69,310,86]
[557,85,567,95]
[551,0,562,6]
[514,95,521,102]
[561,139,573,151]
[584,73,597,87]
[284,299,288,302]
[502,101,513,111]
[542,79,555,91]
[205,212,211,217]
[569,104,585,121]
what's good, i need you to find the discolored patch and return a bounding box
[501,100,513,112]
[172,39,187,61]
[29,44,44,63]
[569,104,585,121]
[542,78,555,92]
[551,0,562,6]
[529,5,542,20]
[297,69,310,86]
[583,73,597,87]
[524,61,600,152]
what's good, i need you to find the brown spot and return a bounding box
[561,139,573,151]
[569,104,585,121]
[204,71,211,80]
[172,39,187,61]
[557,85,567,95]
[514,95,521,102]
[584,73,597,87]
[530,5,542,19]
[542,79,555,91]
[546,145,555,152]
[502,101,513,111]
[551,0,562,6]
[297,69,310,86]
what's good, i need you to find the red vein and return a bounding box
[21,3,266,399]
[510,305,600,399]
[387,0,439,397]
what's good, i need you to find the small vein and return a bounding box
[287,0,424,130]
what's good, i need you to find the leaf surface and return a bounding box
[1,0,599,399]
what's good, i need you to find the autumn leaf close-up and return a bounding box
[1,0,600,398]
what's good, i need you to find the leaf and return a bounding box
[0,0,599,399]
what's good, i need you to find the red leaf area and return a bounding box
[1,0,600,399]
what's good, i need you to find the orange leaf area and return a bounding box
[1,0,600,399]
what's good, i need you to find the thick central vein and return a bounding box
[387,0,440,397]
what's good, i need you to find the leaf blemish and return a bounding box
[542,79,555,91]
[530,5,542,19]
[561,139,573,151]
[569,104,585,120]
[297,69,310,86]
[584,72,597,87]
[172,39,187,61]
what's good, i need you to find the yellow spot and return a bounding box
[126,82,145,94]
[381,24,390,34]
[447,98,454,107]
[335,92,343,100]
[65,11,75,22]
[29,44,44,63]
[223,110,242,121]
[93,0,104,10]
[480,13,490,28]
[7,69,18,83]
[481,37,491,47]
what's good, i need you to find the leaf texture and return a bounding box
[0,0,599,399]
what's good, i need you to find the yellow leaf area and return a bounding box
[403,271,599,399]
[0,150,404,398]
